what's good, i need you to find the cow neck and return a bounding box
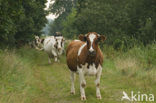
[82,44,99,68]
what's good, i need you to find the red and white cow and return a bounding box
[66,32,106,100]
[43,35,65,63]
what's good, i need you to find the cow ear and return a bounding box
[63,38,65,41]
[41,39,44,44]
[98,35,106,42]
[35,35,38,39]
[79,34,87,41]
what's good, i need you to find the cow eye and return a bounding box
[95,39,98,44]
[87,40,89,44]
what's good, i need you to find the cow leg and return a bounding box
[77,67,86,100]
[35,46,40,50]
[48,55,52,64]
[95,65,102,99]
[52,50,58,62]
[54,56,58,62]
[48,57,51,64]
[57,55,60,62]
[70,71,75,94]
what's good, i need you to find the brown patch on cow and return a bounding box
[81,83,86,88]
[79,34,86,41]
[66,41,85,71]
[66,32,106,72]
[78,45,104,68]
[54,39,58,49]
[61,38,65,47]
[96,83,100,87]
[41,39,44,44]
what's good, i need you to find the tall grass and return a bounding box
[0,46,46,103]
[0,44,155,103]
[103,44,156,94]
[0,49,31,103]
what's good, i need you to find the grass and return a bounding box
[0,44,155,103]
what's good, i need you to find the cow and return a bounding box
[66,32,106,100]
[43,35,65,63]
[30,35,44,50]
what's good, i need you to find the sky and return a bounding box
[45,0,57,20]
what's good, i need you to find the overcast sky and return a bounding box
[45,0,56,20]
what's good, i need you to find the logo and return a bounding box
[121,91,154,102]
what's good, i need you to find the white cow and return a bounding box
[43,35,65,63]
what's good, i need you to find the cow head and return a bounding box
[35,36,40,46]
[54,36,65,52]
[79,32,106,56]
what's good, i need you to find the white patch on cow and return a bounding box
[74,40,80,42]
[35,36,39,40]
[55,36,63,49]
[77,66,86,100]
[77,63,98,76]
[89,34,96,52]
[84,63,98,76]
[78,43,87,56]
[35,36,39,44]
[70,71,75,94]
[95,65,102,99]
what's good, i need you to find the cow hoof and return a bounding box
[96,95,102,99]
[70,91,75,95]
[81,96,86,100]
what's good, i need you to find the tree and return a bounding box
[74,0,156,45]
[62,8,78,38]
[0,0,47,48]
[49,0,156,47]
[48,0,76,35]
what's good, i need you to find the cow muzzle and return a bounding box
[89,50,96,56]
[58,48,62,51]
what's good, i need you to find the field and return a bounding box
[0,45,156,103]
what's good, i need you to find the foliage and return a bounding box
[0,0,47,48]
[62,8,78,38]
[48,0,76,35]
[42,19,53,35]
[49,0,156,49]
